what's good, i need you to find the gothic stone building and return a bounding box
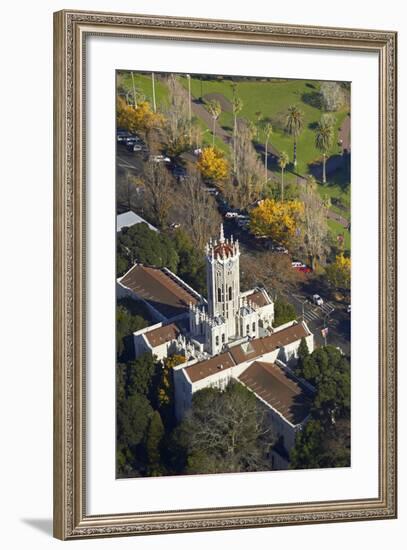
[117,225,315,468]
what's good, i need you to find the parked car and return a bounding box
[172,164,187,181]
[312,294,324,306]
[150,154,171,163]
[170,222,181,229]
[124,135,142,145]
[117,130,137,143]
[225,211,239,219]
[347,304,351,313]
[126,142,143,152]
[291,261,304,268]
[273,245,289,254]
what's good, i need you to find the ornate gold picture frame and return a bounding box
[53,9,397,540]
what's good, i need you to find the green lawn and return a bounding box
[327,219,350,253]
[117,71,350,220]
[118,72,169,111]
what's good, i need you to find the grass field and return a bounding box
[117,71,351,223]
[327,219,351,253]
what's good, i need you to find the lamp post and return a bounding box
[186,74,192,144]
[151,72,156,112]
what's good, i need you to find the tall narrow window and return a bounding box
[218,287,221,302]
[246,324,250,334]
[252,322,256,332]
[228,286,232,300]
[216,335,219,346]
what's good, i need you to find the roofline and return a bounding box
[237,377,298,429]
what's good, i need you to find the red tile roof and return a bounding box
[120,265,199,319]
[183,323,308,383]
[144,323,180,347]
[238,361,311,425]
[247,289,271,308]
[229,323,308,365]
[184,352,236,383]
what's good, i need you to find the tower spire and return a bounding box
[219,223,225,243]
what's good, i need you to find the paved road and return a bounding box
[283,290,350,357]
[191,99,231,144]
[339,114,351,153]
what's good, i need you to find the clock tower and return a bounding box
[206,224,241,338]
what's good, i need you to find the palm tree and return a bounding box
[264,123,273,183]
[278,151,289,201]
[130,71,138,108]
[255,111,263,139]
[315,119,334,183]
[232,94,243,171]
[207,99,221,147]
[285,105,304,168]
[151,73,156,112]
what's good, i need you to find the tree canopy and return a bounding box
[290,345,350,469]
[196,146,229,185]
[249,198,304,247]
[116,302,149,360]
[172,382,275,475]
[273,297,297,327]
[117,223,179,274]
[325,253,351,290]
[117,96,163,134]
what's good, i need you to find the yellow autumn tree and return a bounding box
[196,146,229,186]
[157,354,185,407]
[325,253,351,290]
[117,96,163,134]
[249,198,304,246]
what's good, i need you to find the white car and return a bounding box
[312,294,324,306]
[150,155,171,163]
[225,211,238,219]
[347,304,351,313]
[291,261,305,268]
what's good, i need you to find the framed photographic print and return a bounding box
[53,9,397,540]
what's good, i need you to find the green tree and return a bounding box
[117,223,179,273]
[315,118,334,183]
[146,411,165,475]
[278,151,289,200]
[170,228,206,295]
[290,417,350,469]
[302,346,350,420]
[273,297,297,327]
[126,352,157,399]
[285,105,304,167]
[297,337,310,375]
[290,345,350,469]
[116,304,148,360]
[117,393,153,464]
[325,253,351,290]
[263,122,273,183]
[232,93,244,172]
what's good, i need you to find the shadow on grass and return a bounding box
[301,91,322,109]
[309,151,351,191]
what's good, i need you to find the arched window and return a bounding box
[228,286,232,300]
[217,287,222,302]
